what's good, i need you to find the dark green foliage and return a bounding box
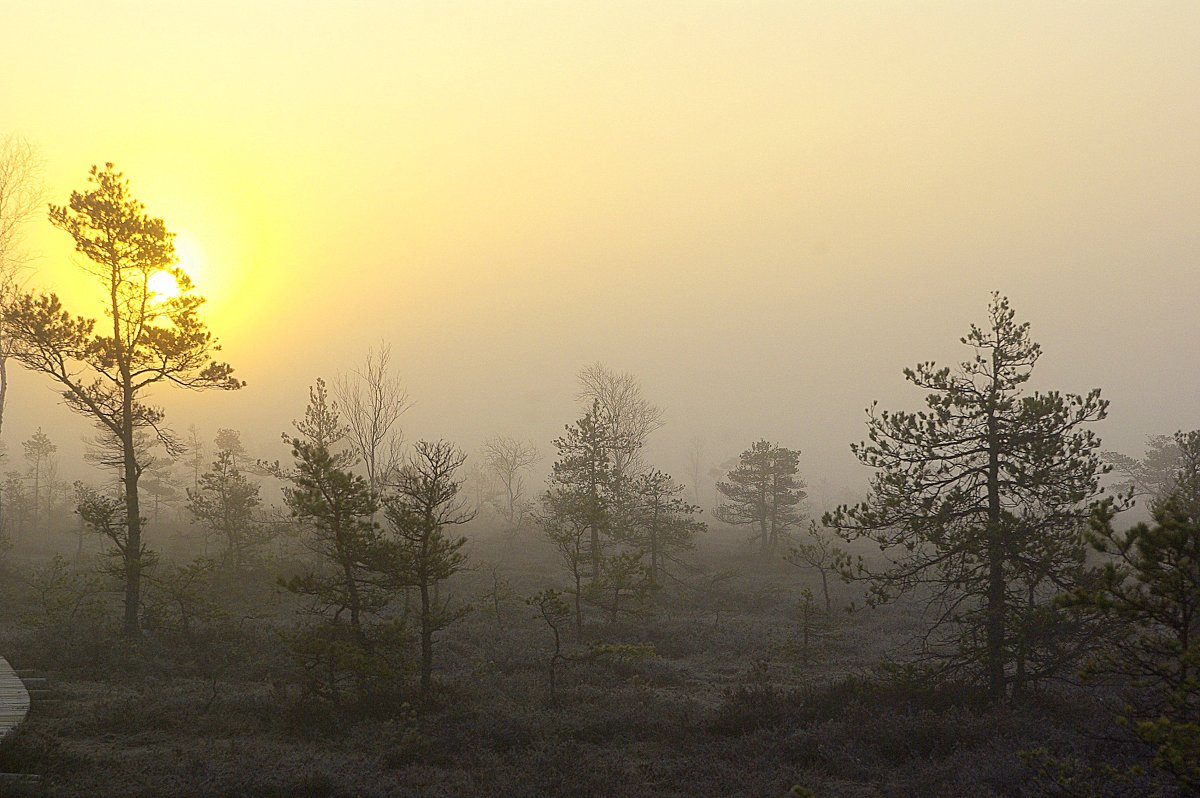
[825,294,1108,699]
[285,619,408,705]
[21,426,55,533]
[1020,746,1163,798]
[76,485,159,580]
[777,587,837,667]
[383,439,473,700]
[141,557,222,643]
[477,565,521,632]
[0,540,1135,798]
[628,469,705,588]
[585,549,655,623]
[187,450,266,568]
[0,472,29,547]
[715,440,805,557]
[537,485,592,636]
[545,400,621,577]
[21,554,107,634]
[281,436,386,636]
[1063,458,1200,791]
[280,380,395,698]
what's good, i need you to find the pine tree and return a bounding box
[280,381,385,654]
[537,485,593,637]
[628,469,705,588]
[825,294,1107,699]
[187,450,263,568]
[3,164,242,634]
[546,400,620,577]
[22,427,55,533]
[1063,431,1200,790]
[715,440,805,557]
[383,439,473,700]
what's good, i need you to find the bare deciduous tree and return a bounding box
[685,437,705,507]
[482,434,539,531]
[786,521,847,612]
[336,342,409,494]
[0,135,43,437]
[576,362,664,480]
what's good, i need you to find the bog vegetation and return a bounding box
[0,164,1198,797]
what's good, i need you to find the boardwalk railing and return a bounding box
[0,657,30,744]
[0,656,39,795]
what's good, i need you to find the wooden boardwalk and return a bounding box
[0,656,30,744]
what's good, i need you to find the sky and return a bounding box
[2,1,1199,511]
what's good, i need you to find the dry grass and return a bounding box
[0,533,1172,797]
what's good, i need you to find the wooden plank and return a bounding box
[0,773,42,797]
[0,656,31,743]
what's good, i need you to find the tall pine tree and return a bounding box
[825,294,1107,699]
[715,441,805,557]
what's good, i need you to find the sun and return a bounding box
[172,232,205,287]
[146,231,208,299]
[147,270,181,299]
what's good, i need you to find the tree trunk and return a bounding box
[31,461,39,533]
[760,480,770,557]
[342,557,366,649]
[419,581,433,699]
[0,354,7,438]
[573,570,583,639]
[802,602,811,665]
[590,524,600,579]
[122,422,143,637]
[1012,582,1034,700]
[492,582,504,633]
[548,625,562,705]
[649,532,660,589]
[985,401,1006,700]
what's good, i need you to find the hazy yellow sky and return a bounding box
[3,2,1199,501]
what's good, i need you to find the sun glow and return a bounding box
[172,232,205,288]
[147,270,180,299]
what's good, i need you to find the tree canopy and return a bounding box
[715,440,805,557]
[4,163,241,634]
[825,294,1108,699]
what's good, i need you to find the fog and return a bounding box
[2,3,1198,509]
[3,6,1200,796]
